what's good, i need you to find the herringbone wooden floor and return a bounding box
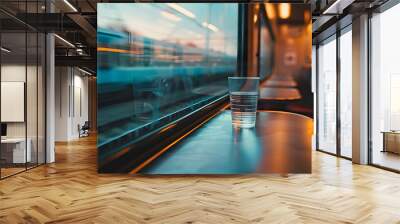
[1,135,400,223]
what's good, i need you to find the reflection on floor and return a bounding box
[0,167,25,178]
[373,151,400,170]
[0,163,43,179]
[0,135,400,223]
[341,148,353,159]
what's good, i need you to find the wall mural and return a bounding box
[97,3,312,174]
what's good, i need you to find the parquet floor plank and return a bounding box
[0,135,400,223]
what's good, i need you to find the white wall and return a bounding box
[55,67,89,141]
[1,65,39,137]
[1,65,26,139]
[55,67,69,141]
[1,63,46,164]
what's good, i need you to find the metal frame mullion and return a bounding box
[25,0,28,171]
[36,0,39,168]
[367,10,373,166]
[316,44,319,151]
[336,27,341,157]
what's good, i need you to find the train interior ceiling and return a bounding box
[0,1,311,146]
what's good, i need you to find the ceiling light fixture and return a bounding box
[1,47,11,53]
[54,34,75,48]
[279,3,291,19]
[63,0,78,12]
[76,48,84,55]
[265,3,276,20]
[202,22,219,32]
[322,0,355,15]
[78,67,93,76]
[207,23,218,32]
[166,3,195,19]
[161,11,181,22]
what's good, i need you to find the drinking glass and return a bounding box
[228,77,260,128]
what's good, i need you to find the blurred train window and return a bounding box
[97,3,239,147]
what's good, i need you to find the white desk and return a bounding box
[1,138,31,163]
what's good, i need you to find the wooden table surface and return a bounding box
[141,110,312,174]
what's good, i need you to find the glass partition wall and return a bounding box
[316,26,352,159]
[317,35,337,154]
[339,27,352,158]
[370,3,400,171]
[0,2,46,179]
